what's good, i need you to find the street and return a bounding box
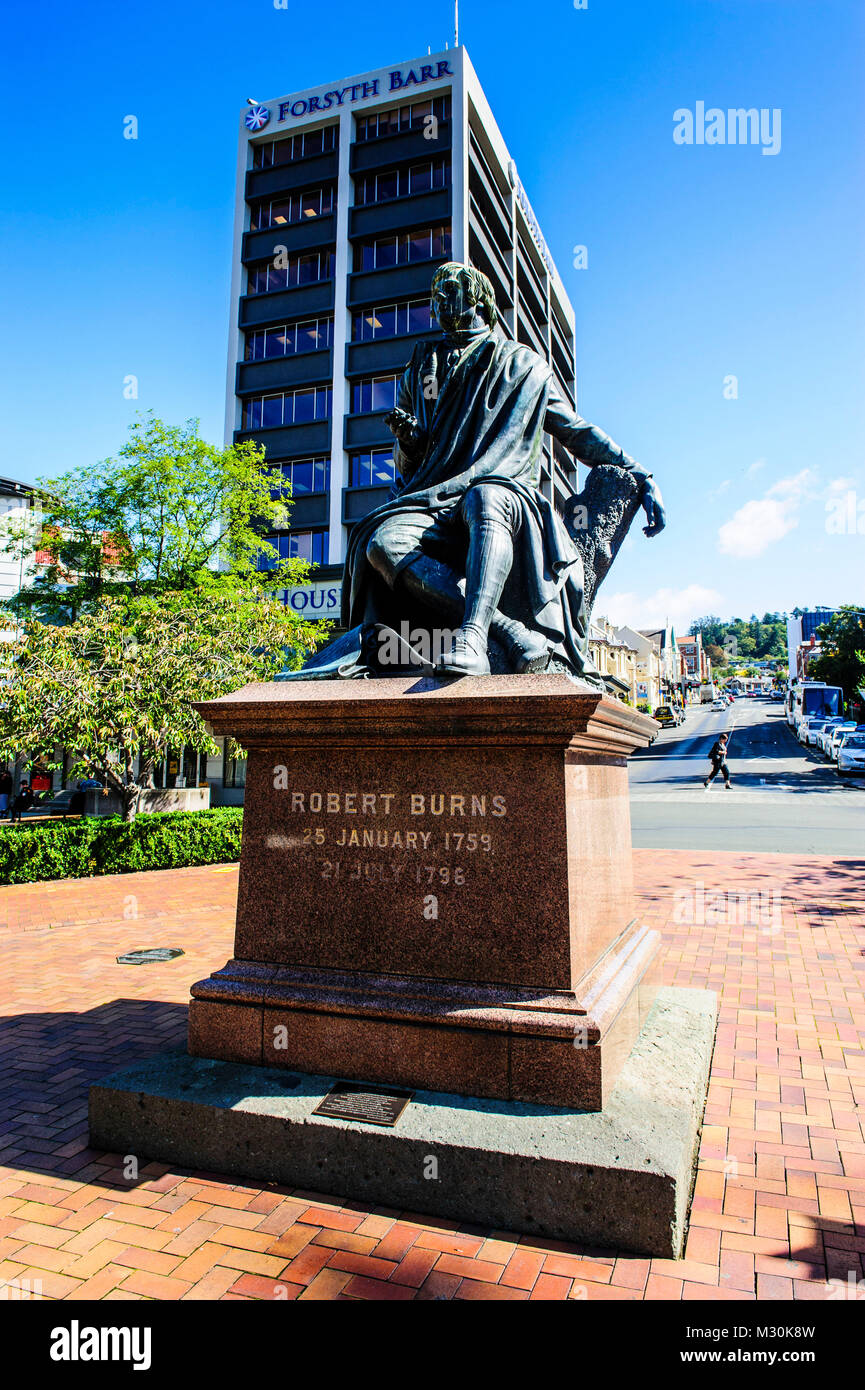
[629,695,865,854]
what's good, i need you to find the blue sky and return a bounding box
[2,0,862,630]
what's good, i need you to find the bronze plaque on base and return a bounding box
[312,1082,414,1127]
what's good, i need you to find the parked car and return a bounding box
[837,731,865,777]
[826,722,858,761]
[800,717,835,747]
[798,716,828,745]
[817,718,846,755]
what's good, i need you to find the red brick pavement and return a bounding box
[0,852,863,1302]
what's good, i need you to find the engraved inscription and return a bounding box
[268,787,508,895]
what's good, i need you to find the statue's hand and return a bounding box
[640,477,666,537]
[385,407,425,450]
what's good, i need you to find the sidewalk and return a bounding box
[0,852,862,1301]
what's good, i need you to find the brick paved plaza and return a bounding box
[1,851,863,1301]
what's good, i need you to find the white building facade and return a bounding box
[225,46,579,621]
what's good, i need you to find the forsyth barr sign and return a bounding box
[275,60,454,123]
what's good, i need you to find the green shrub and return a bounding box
[0,807,243,885]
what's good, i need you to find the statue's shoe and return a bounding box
[491,617,550,674]
[435,625,491,677]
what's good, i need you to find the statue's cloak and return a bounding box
[343,330,592,673]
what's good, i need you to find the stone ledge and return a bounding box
[89,985,718,1258]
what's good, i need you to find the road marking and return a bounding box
[630,788,865,802]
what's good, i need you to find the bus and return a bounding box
[785,681,844,728]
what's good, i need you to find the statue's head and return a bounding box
[430,262,498,333]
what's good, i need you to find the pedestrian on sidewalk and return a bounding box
[9,780,34,822]
[704,733,732,789]
[0,767,12,815]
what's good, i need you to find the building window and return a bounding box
[245,318,333,360]
[351,300,434,341]
[355,95,451,142]
[252,125,337,168]
[251,186,335,230]
[243,386,332,430]
[349,449,396,487]
[354,159,449,206]
[246,251,335,296]
[223,746,247,788]
[268,457,330,497]
[350,376,400,414]
[354,225,451,272]
[259,530,329,568]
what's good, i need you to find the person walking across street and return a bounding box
[704,733,732,789]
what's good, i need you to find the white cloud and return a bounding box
[826,475,857,495]
[717,468,816,558]
[600,584,724,632]
[709,479,731,500]
[745,457,766,476]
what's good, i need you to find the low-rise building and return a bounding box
[589,616,638,703]
[638,624,685,706]
[614,625,663,710]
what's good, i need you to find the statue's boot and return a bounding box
[434,621,491,677]
[437,512,513,677]
[489,614,550,674]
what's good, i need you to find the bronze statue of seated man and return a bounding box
[289,260,666,682]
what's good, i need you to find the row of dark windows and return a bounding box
[242,375,403,427]
[266,456,331,496]
[244,225,450,297]
[243,301,433,362]
[243,386,332,431]
[247,251,335,295]
[245,318,333,360]
[354,158,449,206]
[355,95,451,141]
[243,303,432,364]
[261,452,395,493]
[252,125,337,168]
[251,186,334,230]
[259,530,330,567]
[247,157,448,236]
[354,225,451,272]
[352,299,433,340]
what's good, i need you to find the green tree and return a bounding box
[6,414,304,619]
[809,606,865,702]
[0,415,328,818]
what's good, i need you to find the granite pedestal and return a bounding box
[189,674,661,1110]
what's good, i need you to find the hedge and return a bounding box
[0,807,243,885]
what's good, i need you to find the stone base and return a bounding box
[188,918,659,1112]
[90,986,717,1258]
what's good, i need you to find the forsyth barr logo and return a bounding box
[673,102,781,156]
[50,1321,151,1371]
[245,101,271,131]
